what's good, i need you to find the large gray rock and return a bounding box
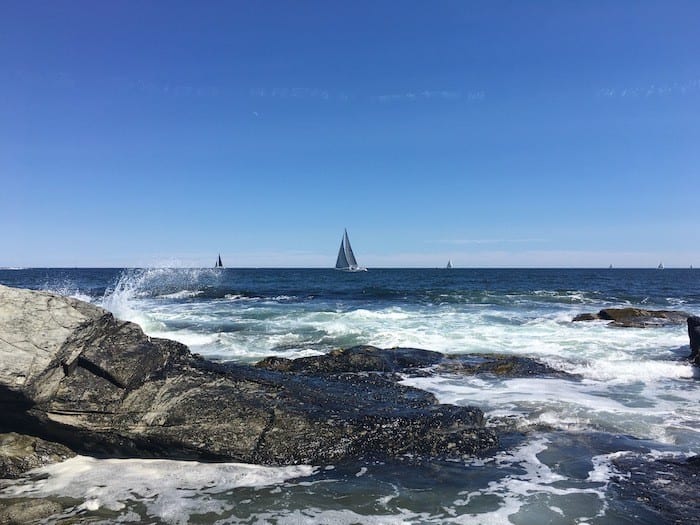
[0,285,496,464]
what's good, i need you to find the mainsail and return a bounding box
[335,229,364,271]
[215,254,223,268]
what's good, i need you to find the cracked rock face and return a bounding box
[0,285,496,465]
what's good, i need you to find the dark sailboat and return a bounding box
[215,254,223,268]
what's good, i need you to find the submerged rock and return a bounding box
[0,285,496,465]
[572,308,690,328]
[611,453,700,523]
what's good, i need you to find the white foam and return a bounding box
[157,290,203,299]
[0,456,316,525]
[401,374,700,444]
[454,435,607,524]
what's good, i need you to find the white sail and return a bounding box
[335,229,366,271]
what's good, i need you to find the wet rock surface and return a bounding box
[434,353,577,379]
[688,316,700,366]
[0,433,75,479]
[611,453,700,524]
[572,308,690,328]
[0,499,63,525]
[0,285,497,466]
[255,345,443,374]
[256,345,574,380]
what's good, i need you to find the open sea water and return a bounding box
[1,267,699,524]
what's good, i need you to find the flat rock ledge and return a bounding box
[0,285,496,467]
[572,308,690,328]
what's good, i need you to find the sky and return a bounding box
[1,1,699,268]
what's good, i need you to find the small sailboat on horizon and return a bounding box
[657,262,664,270]
[446,259,453,269]
[215,254,223,268]
[335,229,367,272]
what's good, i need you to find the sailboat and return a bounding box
[215,254,223,268]
[657,262,664,270]
[335,229,367,272]
[446,260,453,269]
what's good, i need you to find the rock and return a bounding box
[0,499,63,525]
[0,433,75,479]
[572,308,690,328]
[0,285,496,464]
[611,453,700,523]
[688,316,700,365]
[255,345,444,374]
[435,354,577,379]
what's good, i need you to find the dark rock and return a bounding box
[611,453,700,524]
[435,353,577,379]
[255,345,444,375]
[256,346,574,380]
[688,316,700,365]
[0,433,75,479]
[572,308,690,328]
[0,285,496,465]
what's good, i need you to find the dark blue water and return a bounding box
[2,267,698,307]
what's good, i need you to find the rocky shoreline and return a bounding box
[1,284,699,523]
[0,284,504,470]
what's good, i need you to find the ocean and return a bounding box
[1,267,699,524]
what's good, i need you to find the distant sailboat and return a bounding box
[215,254,223,268]
[657,262,664,270]
[335,229,366,272]
[609,264,613,269]
[446,260,453,269]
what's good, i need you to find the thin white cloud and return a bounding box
[432,238,547,245]
[249,87,483,104]
[597,79,700,99]
[249,87,332,100]
[123,79,220,98]
[372,90,484,103]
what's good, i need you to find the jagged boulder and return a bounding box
[0,285,496,465]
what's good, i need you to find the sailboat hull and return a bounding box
[336,266,368,272]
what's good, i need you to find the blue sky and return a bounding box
[1,1,699,267]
